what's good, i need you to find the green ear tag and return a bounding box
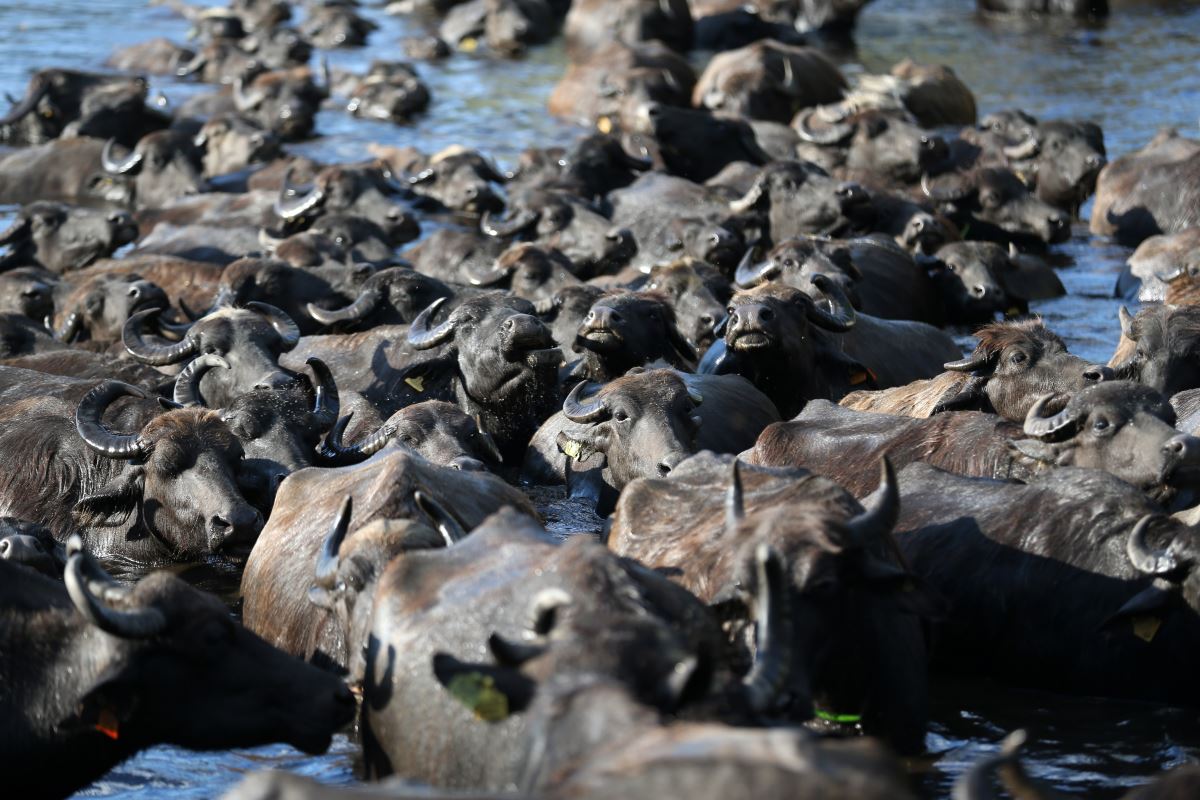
[447,672,510,721]
[405,376,425,393]
[560,439,582,460]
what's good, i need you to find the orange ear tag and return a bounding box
[94,708,120,740]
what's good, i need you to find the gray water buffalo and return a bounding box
[693,42,846,123]
[0,202,137,273]
[1090,129,1200,246]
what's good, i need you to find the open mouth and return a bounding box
[577,328,622,350]
[731,331,771,350]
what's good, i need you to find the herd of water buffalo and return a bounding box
[2,0,1200,797]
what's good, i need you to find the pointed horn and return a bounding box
[75,381,148,460]
[123,308,198,366]
[53,311,82,343]
[314,495,352,590]
[233,76,267,111]
[1002,134,1040,161]
[1022,393,1080,442]
[480,209,538,238]
[845,457,899,549]
[65,551,166,639]
[319,413,395,463]
[742,543,791,714]
[1126,515,1179,576]
[944,350,989,372]
[561,381,609,423]
[175,50,208,78]
[725,458,744,536]
[305,357,339,430]
[246,301,300,350]
[102,138,144,175]
[729,176,766,215]
[488,632,547,666]
[274,180,326,221]
[794,108,855,145]
[406,297,456,350]
[172,353,230,407]
[1119,306,1135,339]
[414,489,467,546]
[307,287,380,326]
[0,76,49,126]
[806,273,856,332]
[921,172,973,203]
[734,244,775,288]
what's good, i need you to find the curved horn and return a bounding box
[101,138,144,176]
[233,76,267,111]
[620,147,653,171]
[725,458,744,536]
[414,489,467,546]
[314,495,352,590]
[474,418,503,464]
[1022,393,1081,442]
[944,350,989,373]
[172,353,230,407]
[307,287,380,326]
[319,413,395,463]
[728,176,765,215]
[480,209,539,238]
[305,357,339,430]
[75,381,148,460]
[246,301,300,350]
[123,308,198,366]
[0,77,49,126]
[175,50,208,78]
[742,543,791,714]
[53,311,82,343]
[805,273,856,332]
[1002,134,1041,161]
[845,457,899,549]
[1119,306,1135,339]
[921,172,973,203]
[65,551,167,639]
[468,259,513,287]
[1126,515,1178,576]
[273,180,326,221]
[406,297,456,350]
[794,108,855,145]
[734,244,764,288]
[561,381,609,423]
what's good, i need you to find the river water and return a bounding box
[1,0,1198,797]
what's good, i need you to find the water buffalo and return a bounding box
[0,268,55,323]
[794,108,948,186]
[98,130,210,209]
[306,266,456,331]
[1,544,353,799]
[1120,227,1200,302]
[241,449,536,673]
[536,284,607,349]
[213,256,373,334]
[703,280,867,418]
[205,65,329,141]
[360,507,726,788]
[0,69,166,147]
[1110,304,1200,399]
[300,4,378,48]
[843,318,1112,421]
[481,194,635,278]
[644,258,728,351]
[193,114,282,178]
[0,378,261,562]
[568,291,697,382]
[927,241,1064,323]
[399,150,507,215]
[547,40,694,126]
[462,243,584,302]
[0,202,137,273]
[629,103,771,183]
[319,400,503,471]
[727,161,872,242]
[0,313,72,358]
[609,454,936,754]
[51,272,170,345]
[123,304,300,408]
[564,0,692,61]
[999,118,1106,213]
[273,165,418,243]
[509,133,654,201]
[922,167,1071,247]
[341,61,431,122]
[693,41,846,123]
[1090,129,1200,246]
[753,381,1200,507]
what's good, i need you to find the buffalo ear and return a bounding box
[431,652,535,722]
[1100,582,1175,635]
[931,375,989,414]
[307,585,338,611]
[556,427,607,463]
[56,664,139,738]
[1007,439,1059,464]
[73,467,144,528]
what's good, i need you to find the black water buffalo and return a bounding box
[51,272,170,345]
[728,161,872,242]
[0,69,166,147]
[98,130,210,209]
[998,118,1106,213]
[319,400,503,471]
[461,243,583,302]
[0,378,261,562]
[123,304,300,408]
[0,202,137,273]
[524,369,779,510]
[610,454,936,754]
[1110,304,1200,399]
[629,103,771,183]
[273,165,418,244]
[927,241,1064,323]
[510,133,653,201]
[341,62,430,122]
[794,108,948,186]
[195,65,328,142]
[1090,130,1200,246]
[482,194,635,279]
[843,319,1112,421]
[300,4,378,48]
[535,284,606,350]
[892,461,1200,707]
[0,313,71,358]
[173,354,339,509]
[692,42,846,123]
[753,382,1200,507]
[400,150,507,215]
[922,167,1071,247]
[546,40,694,126]
[703,281,868,418]
[0,268,55,323]
[1,544,353,799]
[360,507,726,788]
[569,291,697,382]
[564,0,692,61]
[443,0,560,56]
[644,258,728,351]
[306,267,455,331]
[213,256,372,334]
[241,448,536,673]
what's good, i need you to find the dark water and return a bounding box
[1,0,1199,797]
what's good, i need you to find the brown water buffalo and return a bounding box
[1110,304,1200,399]
[547,40,694,126]
[693,41,846,123]
[318,400,503,471]
[51,272,170,345]
[0,68,167,147]
[1090,129,1200,246]
[97,130,209,209]
[341,62,431,122]
[922,166,1071,248]
[564,0,693,61]
[0,202,137,273]
[794,108,949,187]
[568,291,697,382]
[1120,227,1200,303]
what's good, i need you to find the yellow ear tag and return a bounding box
[459,37,478,52]
[94,708,120,740]
[850,371,869,386]
[1132,615,1162,643]
[404,376,425,393]
[596,116,613,134]
[1006,307,1022,317]
[446,672,509,722]
[560,439,582,460]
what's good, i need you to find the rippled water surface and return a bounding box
[2,0,1199,797]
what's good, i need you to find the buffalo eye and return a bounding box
[980,192,1000,208]
[946,262,958,273]
[613,410,630,423]
[1009,351,1027,364]
[782,258,795,268]
[1092,417,1110,432]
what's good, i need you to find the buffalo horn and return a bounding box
[728,176,765,215]
[794,107,855,145]
[0,76,49,126]
[247,301,300,350]
[1118,306,1135,339]
[1022,393,1081,441]
[319,413,395,462]
[944,350,989,372]
[306,357,340,430]
[733,244,770,288]
[561,380,609,423]
[307,287,380,325]
[101,138,144,175]
[65,550,167,639]
[53,311,82,343]
[75,381,149,460]
[414,489,467,546]
[173,353,230,407]
[273,179,326,221]
[233,77,267,111]
[806,273,856,332]
[1126,514,1179,576]
[123,308,198,366]
[921,172,973,203]
[406,297,456,350]
[480,209,538,238]
[1002,134,1041,161]
[845,457,899,549]
[725,458,745,536]
[742,543,791,714]
[314,495,353,590]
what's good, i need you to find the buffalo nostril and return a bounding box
[0,539,8,555]
[1082,365,1113,382]
[970,284,988,299]
[502,318,515,331]
[698,313,715,327]
[913,218,927,231]
[464,186,478,199]
[657,461,673,476]
[1050,216,1068,229]
[759,308,773,321]
[1165,439,1187,457]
